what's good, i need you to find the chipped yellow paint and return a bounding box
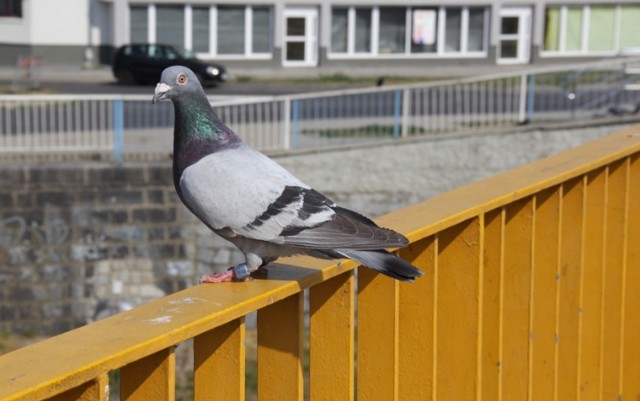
[1,126,640,401]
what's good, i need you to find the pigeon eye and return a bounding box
[176,73,188,85]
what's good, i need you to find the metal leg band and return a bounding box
[233,263,251,280]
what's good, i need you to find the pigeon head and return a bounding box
[153,65,243,177]
[152,66,204,104]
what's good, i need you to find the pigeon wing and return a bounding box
[279,206,409,250]
[179,145,407,250]
[232,184,407,250]
[178,146,334,241]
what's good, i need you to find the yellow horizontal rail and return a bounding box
[1,125,639,401]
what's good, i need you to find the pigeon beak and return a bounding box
[152,83,172,104]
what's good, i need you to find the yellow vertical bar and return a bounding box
[44,373,109,401]
[622,155,640,400]
[398,236,436,401]
[579,169,606,401]
[436,218,481,400]
[601,161,627,401]
[502,198,534,400]
[120,348,175,401]
[357,267,399,401]
[531,187,561,401]
[309,271,355,401]
[194,317,245,401]
[482,209,504,401]
[257,293,304,401]
[556,178,584,401]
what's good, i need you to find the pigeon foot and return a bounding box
[200,263,253,283]
[200,270,234,283]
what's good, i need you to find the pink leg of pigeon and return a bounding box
[200,261,272,283]
[200,269,235,283]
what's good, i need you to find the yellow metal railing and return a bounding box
[1,126,640,401]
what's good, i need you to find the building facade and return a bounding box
[0,0,639,69]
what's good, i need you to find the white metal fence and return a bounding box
[1,57,639,162]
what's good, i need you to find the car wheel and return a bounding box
[115,69,135,85]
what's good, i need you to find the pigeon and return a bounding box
[152,66,423,282]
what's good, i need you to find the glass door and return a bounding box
[497,8,532,64]
[283,8,318,67]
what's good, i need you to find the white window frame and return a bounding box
[196,5,273,59]
[130,4,273,59]
[540,4,639,57]
[328,5,488,59]
[440,7,488,55]
[330,6,376,57]
[282,7,319,67]
[148,4,156,43]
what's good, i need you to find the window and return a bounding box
[330,7,374,55]
[0,0,21,17]
[543,4,640,55]
[411,8,438,54]
[544,7,560,51]
[620,5,640,51]
[467,8,486,52]
[252,7,272,53]
[217,6,272,56]
[444,8,462,52]
[355,8,372,52]
[156,6,184,50]
[130,6,148,43]
[379,7,406,54]
[217,7,245,54]
[331,8,349,53]
[588,6,615,51]
[128,5,273,57]
[330,5,487,57]
[192,7,210,53]
[565,6,583,52]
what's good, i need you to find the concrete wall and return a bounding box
[0,121,636,334]
[0,0,113,65]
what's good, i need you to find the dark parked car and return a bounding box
[112,44,227,86]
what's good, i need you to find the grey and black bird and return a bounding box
[152,66,423,283]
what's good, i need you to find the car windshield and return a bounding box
[145,45,196,60]
[178,48,196,59]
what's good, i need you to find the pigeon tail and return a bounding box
[336,249,423,282]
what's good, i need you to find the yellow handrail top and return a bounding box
[1,125,639,401]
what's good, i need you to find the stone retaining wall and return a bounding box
[0,121,636,334]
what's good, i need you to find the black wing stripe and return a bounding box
[297,188,333,220]
[246,186,303,229]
